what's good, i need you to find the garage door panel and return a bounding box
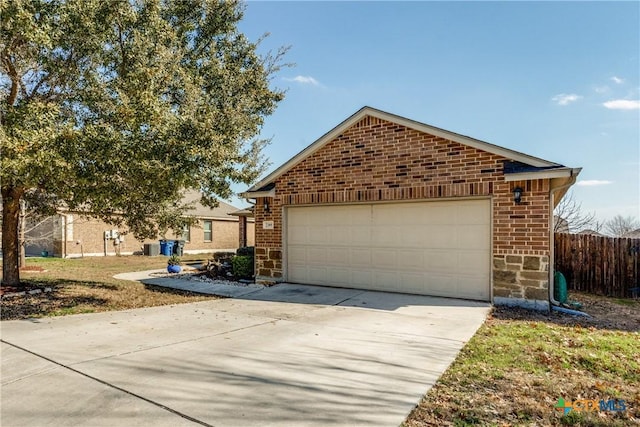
[425,205,453,225]
[458,251,490,274]
[399,273,434,294]
[351,226,372,245]
[348,205,372,224]
[372,249,396,269]
[288,265,308,283]
[457,225,489,249]
[372,271,398,290]
[329,268,351,286]
[307,227,328,245]
[424,225,458,249]
[397,250,425,270]
[458,276,489,299]
[306,247,327,265]
[372,226,399,247]
[399,225,427,247]
[373,205,397,225]
[352,270,372,287]
[326,247,349,265]
[458,204,490,224]
[287,226,309,245]
[329,226,352,245]
[423,250,459,272]
[286,200,490,301]
[288,246,307,264]
[350,248,372,266]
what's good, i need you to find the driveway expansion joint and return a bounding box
[0,339,213,427]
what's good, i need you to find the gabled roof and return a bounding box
[242,106,579,196]
[182,190,242,220]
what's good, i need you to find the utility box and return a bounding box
[144,243,160,256]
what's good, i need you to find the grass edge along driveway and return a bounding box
[403,297,639,426]
[2,257,639,425]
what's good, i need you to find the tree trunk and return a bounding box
[19,200,26,268]
[1,186,24,287]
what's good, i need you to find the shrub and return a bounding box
[236,246,255,256]
[167,255,181,266]
[232,255,254,279]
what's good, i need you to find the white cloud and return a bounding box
[594,85,609,94]
[551,93,582,106]
[576,180,614,187]
[602,99,640,110]
[284,75,320,86]
[610,76,625,84]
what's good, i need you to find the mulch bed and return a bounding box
[492,291,640,332]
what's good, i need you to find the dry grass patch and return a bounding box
[1,255,217,320]
[404,294,640,426]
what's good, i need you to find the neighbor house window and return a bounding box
[181,224,190,242]
[203,220,212,242]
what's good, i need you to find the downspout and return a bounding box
[548,170,579,307]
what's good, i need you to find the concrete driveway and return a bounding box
[1,284,489,426]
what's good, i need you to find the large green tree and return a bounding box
[1,0,286,286]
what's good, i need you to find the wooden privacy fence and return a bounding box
[554,233,640,298]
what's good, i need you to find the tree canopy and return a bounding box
[1,0,287,286]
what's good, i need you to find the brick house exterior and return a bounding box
[25,194,255,257]
[242,107,580,309]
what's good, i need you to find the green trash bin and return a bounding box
[554,271,568,304]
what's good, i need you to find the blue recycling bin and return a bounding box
[159,240,174,256]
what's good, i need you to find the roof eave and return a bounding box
[504,168,578,182]
[239,188,276,199]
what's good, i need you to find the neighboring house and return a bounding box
[241,107,581,310]
[25,191,255,257]
[576,229,605,236]
[622,229,640,239]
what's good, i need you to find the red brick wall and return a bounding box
[254,115,551,301]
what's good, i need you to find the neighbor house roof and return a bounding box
[228,206,255,218]
[622,229,640,238]
[242,106,580,197]
[182,191,242,220]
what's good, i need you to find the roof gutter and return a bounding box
[238,188,276,199]
[548,168,581,307]
[504,167,574,182]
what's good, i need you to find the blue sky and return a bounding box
[233,1,639,223]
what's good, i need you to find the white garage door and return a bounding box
[286,199,491,301]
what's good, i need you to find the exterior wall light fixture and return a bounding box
[513,187,523,204]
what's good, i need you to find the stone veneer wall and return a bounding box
[255,248,282,283]
[493,254,550,310]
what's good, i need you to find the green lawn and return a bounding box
[1,255,216,320]
[403,296,640,426]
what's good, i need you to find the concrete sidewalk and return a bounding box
[114,269,265,298]
[1,278,490,427]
